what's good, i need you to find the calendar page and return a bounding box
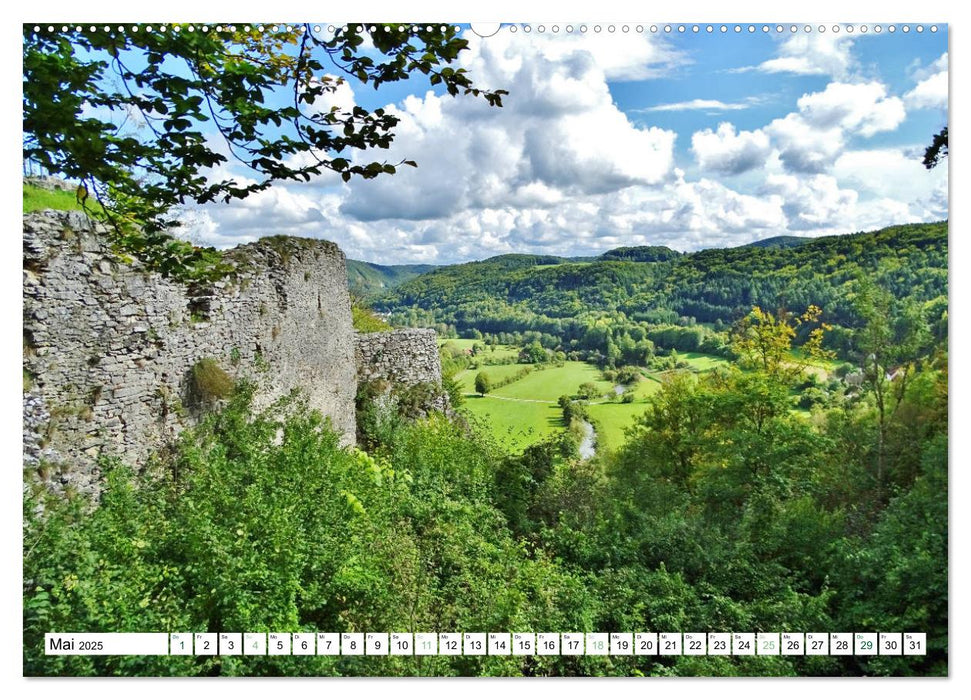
[21,5,949,681]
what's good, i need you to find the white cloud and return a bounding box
[759,170,934,235]
[188,186,333,237]
[766,82,906,174]
[640,98,759,112]
[305,74,357,115]
[669,178,786,237]
[337,29,679,222]
[905,72,948,109]
[766,113,844,174]
[910,52,948,82]
[177,29,943,265]
[692,123,771,175]
[742,33,856,79]
[478,29,687,83]
[905,53,948,110]
[763,173,858,230]
[796,82,905,137]
[834,147,948,204]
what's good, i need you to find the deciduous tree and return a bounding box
[474,371,492,396]
[23,23,505,278]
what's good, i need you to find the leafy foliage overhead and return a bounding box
[23,23,506,277]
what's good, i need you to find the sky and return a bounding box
[104,24,948,264]
[175,23,949,265]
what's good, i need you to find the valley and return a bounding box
[444,340,735,453]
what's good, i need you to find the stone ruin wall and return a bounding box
[23,210,358,498]
[355,328,443,386]
[354,327,449,416]
[23,209,447,500]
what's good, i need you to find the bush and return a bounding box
[560,397,589,424]
[351,302,392,333]
[518,340,550,364]
[474,371,492,396]
[615,366,642,385]
[395,381,446,419]
[25,386,408,675]
[188,357,233,407]
[575,382,601,400]
[796,386,829,410]
[442,373,465,408]
[31,378,619,676]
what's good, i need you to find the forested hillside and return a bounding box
[379,222,947,362]
[739,235,812,250]
[345,260,438,297]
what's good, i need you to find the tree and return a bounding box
[923,127,948,169]
[23,23,506,278]
[519,340,548,364]
[853,279,931,491]
[474,371,492,396]
[731,305,833,384]
[575,382,600,401]
[619,371,708,487]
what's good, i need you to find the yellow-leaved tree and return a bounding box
[730,305,833,384]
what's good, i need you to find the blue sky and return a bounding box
[614,28,946,150]
[158,23,949,263]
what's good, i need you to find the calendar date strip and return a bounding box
[45,631,927,657]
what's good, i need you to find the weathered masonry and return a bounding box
[355,327,443,386]
[24,209,446,498]
[23,210,359,497]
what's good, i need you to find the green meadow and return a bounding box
[680,352,730,371]
[450,345,730,456]
[460,394,564,452]
[493,362,613,401]
[630,373,663,400]
[453,363,535,392]
[586,401,650,453]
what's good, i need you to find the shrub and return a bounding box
[188,358,233,406]
[575,382,600,400]
[474,371,492,396]
[351,296,392,333]
[442,373,465,408]
[615,366,642,385]
[24,384,601,676]
[395,381,446,419]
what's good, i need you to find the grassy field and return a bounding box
[453,347,731,456]
[494,362,613,401]
[586,402,650,453]
[630,374,663,400]
[681,352,730,371]
[461,395,564,452]
[453,363,535,393]
[587,357,726,451]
